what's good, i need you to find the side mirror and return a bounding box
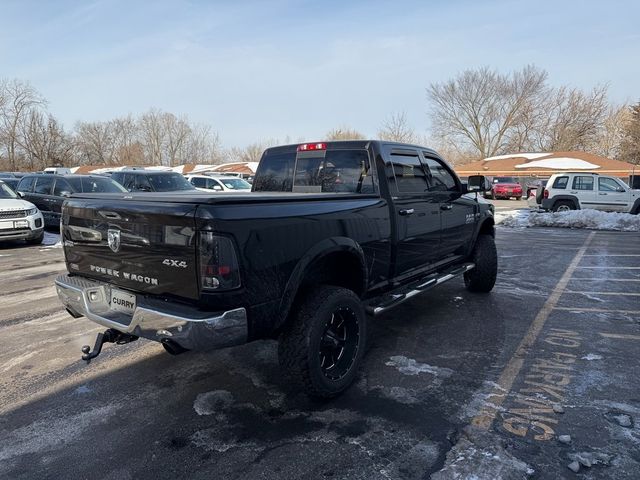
[468,175,490,193]
[17,191,24,198]
[60,191,72,197]
[617,187,626,193]
[212,185,223,191]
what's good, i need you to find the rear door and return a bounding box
[386,148,442,277]
[62,198,200,300]
[422,154,476,258]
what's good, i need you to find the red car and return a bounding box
[485,176,523,200]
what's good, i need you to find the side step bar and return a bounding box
[365,263,475,316]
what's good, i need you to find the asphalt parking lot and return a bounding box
[1,225,639,479]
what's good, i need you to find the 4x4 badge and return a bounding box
[107,229,121,253]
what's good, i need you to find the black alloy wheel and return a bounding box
[319,307,360,381]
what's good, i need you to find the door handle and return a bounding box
[599,193,607,195]
[440,204,452,211]
[570,191,578,194]
[399,208,415,216]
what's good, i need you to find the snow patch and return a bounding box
[385,356,453,377]
[0,405,118,462]
[582,354,603,361]
[484,153,550,161]
[498,209,640,232]
[42,232,61,247]
[515,157,600,170]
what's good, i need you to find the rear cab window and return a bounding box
[387,149,429,194]
[254,146,375,194]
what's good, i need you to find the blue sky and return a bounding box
[2,0,639,147]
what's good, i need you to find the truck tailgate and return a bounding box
[62,198,200,300]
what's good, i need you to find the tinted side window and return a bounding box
[599,177,622,191]
[133,174,152,191]
[572,176,594,190]
[552,176,568,189]
[34,176,54,195]
[53,178,72,196]
[422,156,458,192]
[388,152,429,194]
[191,177,206,188]
[110,172,124,186]
[17,176,35,193]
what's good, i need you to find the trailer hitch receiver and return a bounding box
[81,329,138,363]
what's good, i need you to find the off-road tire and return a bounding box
[464,234,497,293]
[552,200,576,212]
[26,232,44,245]
[278,285,366,398]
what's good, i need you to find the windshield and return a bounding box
[82,177,128,193]
[494,177,518,183]
[148,173,195,192]
[0,183,18,199]
[217,178,251,190]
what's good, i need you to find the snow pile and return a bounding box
[498,209,640,232]
[515,157,600,170]
[484,152,549,161]
[42,232,62,248]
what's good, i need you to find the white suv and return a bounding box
[185,174,252,192]
[541,172,640,214]
[0,180,44,244]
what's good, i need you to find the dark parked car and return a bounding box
[55,140,497,398]
[110,170,196,192]
[15,174,127,227]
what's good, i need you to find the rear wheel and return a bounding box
[278,285,366,398]
[464,234,497,293]
[552,200,576,212]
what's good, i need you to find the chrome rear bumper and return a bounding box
[55,274,247,350]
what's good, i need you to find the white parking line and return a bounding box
[570,278,640,282]
[564,291,640,296]
[555,307,640,314]
[470,231,596,430]
[575,266,640,269]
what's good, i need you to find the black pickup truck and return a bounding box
[55,140,496,397]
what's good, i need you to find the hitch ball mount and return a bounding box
[81,329,138,363]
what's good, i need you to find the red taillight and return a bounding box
[297,142,326,152]
[543,189,549,199]
[199,232,241,291]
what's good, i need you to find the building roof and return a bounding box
[456,151,636,178]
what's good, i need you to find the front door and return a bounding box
[422,155,476,258]
[596,177,630,212]
[386,148,441,279]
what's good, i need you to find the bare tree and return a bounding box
[226,140,276,164]
[0,79,47,169]
[428,65,548,158]
[324,126,366,141]
[586,104,630,159]
[20,111,74,169]
[74,121,117,165]
[138,108,166,165]
[619,102,640,165]
[377,112,417,143]
[534,85,609,152]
